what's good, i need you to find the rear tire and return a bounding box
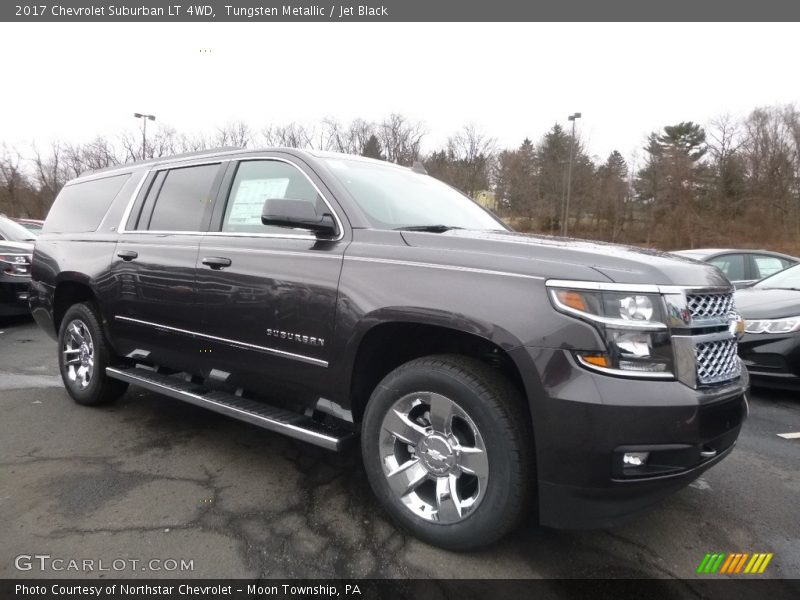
[58,302,128,406]
[361,354,533,550]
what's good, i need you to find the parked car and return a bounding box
[672,248,798,288]
[735,263,800,390]
[12,217,45,235]
[30,148,749,550]
[0,240,33,316]
[0,214,38,243]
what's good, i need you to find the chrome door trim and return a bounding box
[114,315,328,368]
[116,156,346,242]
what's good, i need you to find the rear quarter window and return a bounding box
[753,255,790,279]
[43,173,131,233]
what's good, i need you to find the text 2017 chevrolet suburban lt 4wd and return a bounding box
[30,148,749,550]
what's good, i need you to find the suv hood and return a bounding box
[400,230,729,287]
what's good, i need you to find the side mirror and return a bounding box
[261,198,337,236]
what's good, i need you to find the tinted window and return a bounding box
[146,164,219,232]
[128,171,166,230]
[43,174,131,234]
[221,160,324,234]
[709,254,746,281]
[753,255,790,279]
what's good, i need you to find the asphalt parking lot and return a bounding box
[1,316,798,581]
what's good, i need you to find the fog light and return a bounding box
[623,452,649,467]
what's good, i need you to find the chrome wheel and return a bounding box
[62,319,95,390]
[378,391,489,524]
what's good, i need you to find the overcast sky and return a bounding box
[1,22,798,163]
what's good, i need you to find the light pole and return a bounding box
[561,112,581,237]
[133,113,156,160]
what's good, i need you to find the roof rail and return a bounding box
[78,146,244,177]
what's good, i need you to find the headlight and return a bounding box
[0,254,31,276]
[549,286,674,378]
[744,316,800,334]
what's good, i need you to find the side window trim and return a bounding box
[120,162,225,234]
[743,253,756,282]
[118,158,232,235]
[117,155,346,239]
[208,157,345,241]
[136,171,168,231]
[208,161,237,232]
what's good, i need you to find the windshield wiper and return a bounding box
[395,225,462,233]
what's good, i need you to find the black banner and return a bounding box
[3,579,800,600]
[3,0,800,22]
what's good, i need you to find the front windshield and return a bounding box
[323,157,506,231]
[754,263,800,290]
[0,217,37,241]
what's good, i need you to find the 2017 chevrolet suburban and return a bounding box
[29,148,749,549]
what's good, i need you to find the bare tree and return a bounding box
[213,121,253,148]
[445,124,496,197]
[378,113,426,165]
[261,122,315,149]
[0,144,27,217]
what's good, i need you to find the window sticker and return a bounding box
[228,178,290,225]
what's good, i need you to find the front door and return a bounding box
[195,157,347,401]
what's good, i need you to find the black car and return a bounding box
[673,248,798,288]
[0,240,33,316]
[29,148,748,550]
[736,263,800,390]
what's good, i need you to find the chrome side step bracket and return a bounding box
[106,366,355,451]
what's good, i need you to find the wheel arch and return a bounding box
[52,275,99,334]
[345,309,532,426]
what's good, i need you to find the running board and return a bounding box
[106,366,355,451]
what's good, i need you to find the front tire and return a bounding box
[58,302,128,406]
[361,354,533,550]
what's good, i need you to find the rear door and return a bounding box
[195,156,347,398]
[107,161,225,371]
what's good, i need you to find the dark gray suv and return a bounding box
[30,148,748,549]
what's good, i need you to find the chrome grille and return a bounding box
[695,338,740,385]
[686,292,734,321]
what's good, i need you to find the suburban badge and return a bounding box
[266,328,324,347]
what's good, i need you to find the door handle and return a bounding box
[117,250,138,261]
[202,256,232,270]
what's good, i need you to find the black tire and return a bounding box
[361,354,533,550]
[58,302,128,406]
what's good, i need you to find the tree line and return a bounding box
[2,106,799,253]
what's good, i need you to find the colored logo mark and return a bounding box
[697,552,773,574]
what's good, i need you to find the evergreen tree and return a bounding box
[361,134,384,160]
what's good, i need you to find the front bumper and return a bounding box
[0,279,31,316]
[739,332,800,390]
[509,346,748,529]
